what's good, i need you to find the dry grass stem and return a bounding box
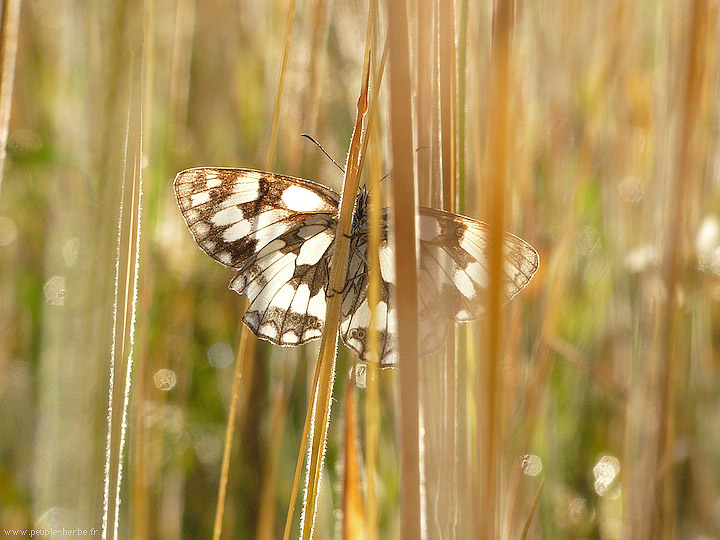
[342,373,365,540]
[386,1,422,538]
[478,1,513,538]
[0,0,21,199]
[298,27,371,540]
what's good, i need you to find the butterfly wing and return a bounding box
[174,167,340,345]
[340,207,539,366]
[415,207,539,319]
[340,233,398,367]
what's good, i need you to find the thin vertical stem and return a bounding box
[266,0,297,171]
[113,78,144,540]
[214,0,298,536]
[657,1,708,538]
[0,0,21,200]
[479,1,513,539]
[363,13,386,539]
[211,329,249,540]
[298,32,370,540]
[439,0,458,536]
[256,384,290,540]
[387,0,422,538]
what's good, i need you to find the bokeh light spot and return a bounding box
[521,454,542,476]
[593,454,620,496]
[207,342,233,368]
[154,368,177,391]
[44,276,66,305]
[618,176,644,203]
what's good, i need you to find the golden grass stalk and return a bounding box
[456,0,468,214]
[357,37,389,176]
[297,26,371,540]
[130,4,158,533]
[518,479,544,540]
[0,0,21,199]
[361,6,386,537]
[437,1,459,535]
[363,87,384,540]
[655,0,709,536]
[283,365,316,540]
[266,0,297,171]
[102,121,130,540]
[477,1,513,538]
[342,371,366,540]
[168,0,195,132]
[415,0,433,206]
[454,2,470,533]
[256,384,291,540]
[113,113,144,540]
[300,0,330,176]
[386,0,422,538]
[439,0,457,212]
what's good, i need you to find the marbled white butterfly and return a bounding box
[174,167,539,367]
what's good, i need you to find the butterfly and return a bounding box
[174,167,539,367]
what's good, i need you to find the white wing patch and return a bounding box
[223,220,252,242]
[290,283,311,313]
[297,232,334,266]
[379,244,396,284]
[212,206,244,227]
[190,192,210,207]
[453,269,476,298]
[217,251,232,265]
[282,185,329,212]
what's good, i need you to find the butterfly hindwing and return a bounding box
[174,167,340,345]
[231,215,335,345]
[340,234,398,367]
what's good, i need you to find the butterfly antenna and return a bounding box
[367,171,391,194]
[301,133,345,174]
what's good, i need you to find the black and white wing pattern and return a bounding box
[340,226,397,367]
[174,167,340,345]
[175,168,538,367]
[340,205,539,367]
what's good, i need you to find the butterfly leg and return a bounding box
[325,268,368,298]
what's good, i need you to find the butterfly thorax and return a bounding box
[351,186,370,234]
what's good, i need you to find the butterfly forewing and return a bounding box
[174,167,340,346]
[174,168,339,267]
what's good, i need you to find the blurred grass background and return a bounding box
[1,0,720,539]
